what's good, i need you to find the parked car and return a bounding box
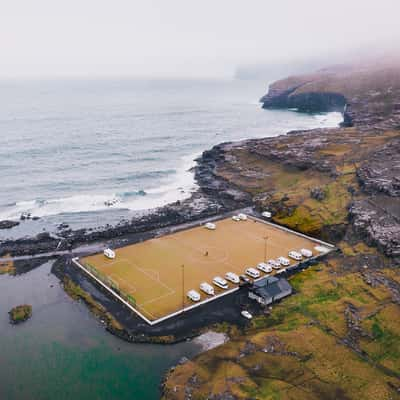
[225,272,240,284]
[199,282,214,295]
[241,310,253,319]
[261,211,272,218]
[245,267,260,279]
[104,248,115,259]
[277,256,290,266]
[300,248,313,257]
[288,251,302,261]
[238,213,247,221]
[257,262,272,273]
[267,259,280,270]
[213,276,229,289]
[231,215,241,222]
[187,290,201,302]
[204,222,216,230]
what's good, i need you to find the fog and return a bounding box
[1,0,399,79]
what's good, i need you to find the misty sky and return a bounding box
[1,0,399,78]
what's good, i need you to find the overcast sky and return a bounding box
[1,0,399,78]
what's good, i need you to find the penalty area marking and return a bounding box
[110,273,137,293]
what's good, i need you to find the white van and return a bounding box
[187,290,201,302]
[225,272,240,284]
[104,248,115,259]
[268,259,281,270]
[245,267,260,279]
[204,222,216,230]
[277,256,290,266]
[238,213,247,221]
[288,251,302,261]
[300,248,313,258]
[200,282,214,295]
[257,262,272,273]
[213,276,229,289]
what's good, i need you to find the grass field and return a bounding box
[80,217,327,322]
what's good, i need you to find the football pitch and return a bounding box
[78,216,332,323]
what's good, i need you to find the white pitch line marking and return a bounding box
[110,273,137,293]
[139,290,176,306]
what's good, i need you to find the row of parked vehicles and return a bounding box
[187,248,313,302]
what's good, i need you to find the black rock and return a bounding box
[0,220,20,229]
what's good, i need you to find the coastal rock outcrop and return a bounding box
[0,220,20,229]
[357,137,400,197]
[260,62,400,131]
[349,198,400,259]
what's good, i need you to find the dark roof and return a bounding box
[251,276,292,300]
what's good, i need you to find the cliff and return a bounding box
[260,61,400,129]
[163,60,400,399]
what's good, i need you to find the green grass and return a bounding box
[9,304,32,324]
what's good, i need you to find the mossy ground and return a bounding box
[163,127,400,400]
[63,277,124,332]
[9,304,32,324]
[215,129,398,241]
[162,263,400,400]
[0,256,15,275]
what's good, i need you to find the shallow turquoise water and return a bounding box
[0,262,199,400]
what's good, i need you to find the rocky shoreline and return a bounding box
[1,61,400,352]
[161,61,400,398]
[0,160,251,259]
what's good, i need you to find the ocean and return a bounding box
[0,78,342,237]
[0,78,343,399]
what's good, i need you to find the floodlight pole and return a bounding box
[181,264,185,312]
[264,236,268,262]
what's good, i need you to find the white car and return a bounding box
[213,276,229,289]
[232,215,241,222]
[103,248,115,259]
[245,267,260,279]
[225,272,240,284]
[261,211,272,218]
[288,251,302,261]
[204,222,216,230]
[268,259,281,270]
[187,290,201,302]
[238,213,247,221]
[315,245,330,253]
[257,262,272,273]
[200,282,214,295]
[241,310,253,319]
[300,248,313,258]
[277,256,290,266]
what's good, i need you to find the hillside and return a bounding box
[162,61,400,399]
[260,59,400,129]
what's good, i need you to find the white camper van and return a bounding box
[288,251,302,261]
[204,222,216,230]
[200,282,215,295]
[245,267,260,279]
[300,248,313,258]
[213,276,229,289]
[238,213,247,221]
[103,248,115,259]
[268,259,281,270]
[225,272,240,284]
[277,256,290,266]
[187,290,201,302]
[257,262,272,273]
